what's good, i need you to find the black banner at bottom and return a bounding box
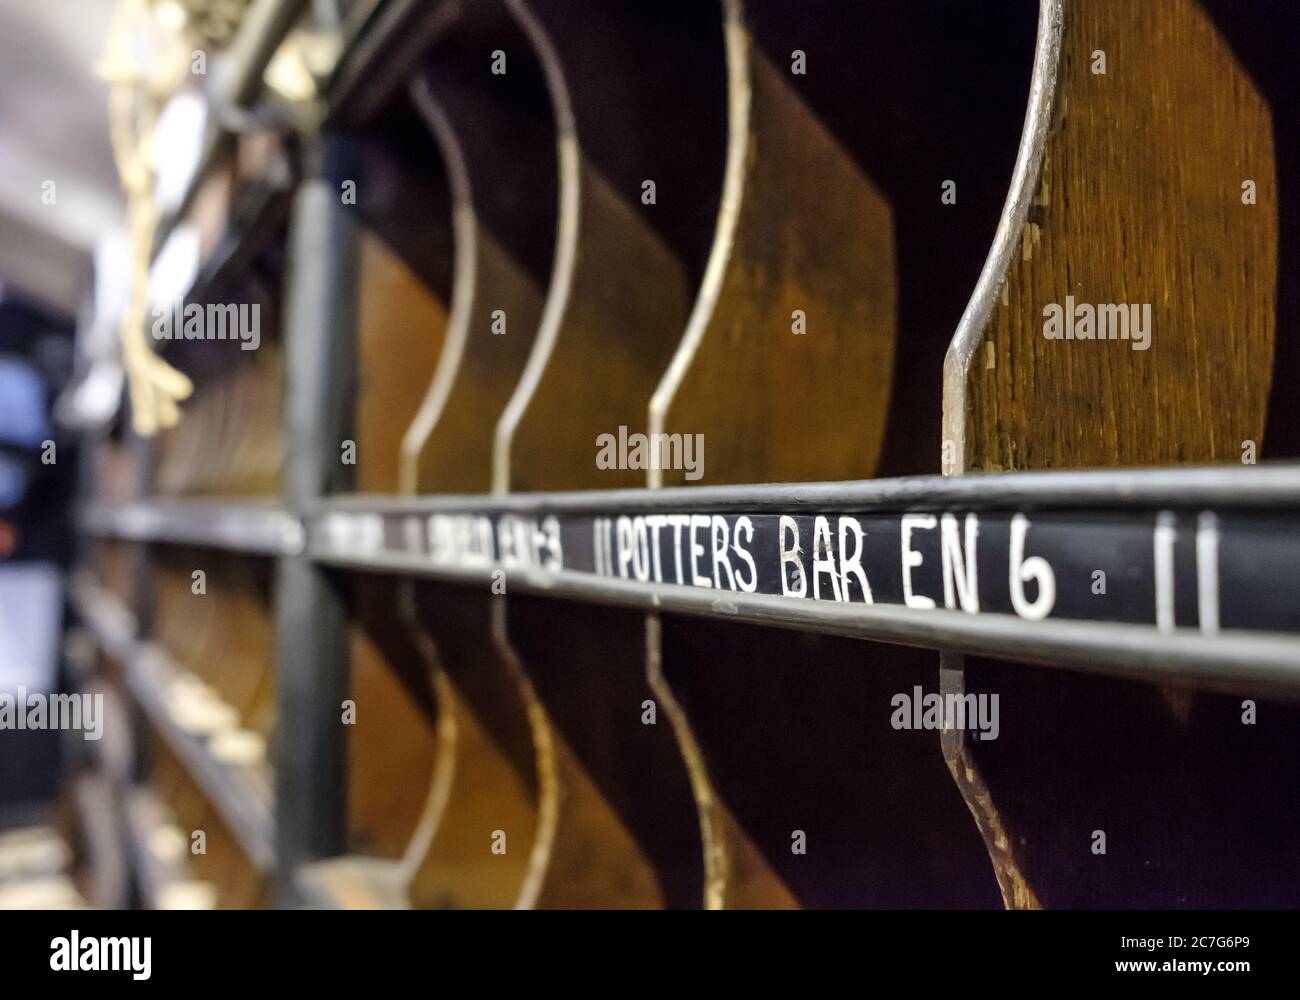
[1,908,1289,986]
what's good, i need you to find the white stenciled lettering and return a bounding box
[900,515,937,609]
[711,515,736,590]
[690,514,712,587]
[838,516,872,604]
[616,516,635,579]
[940,513,979,613]
[812,516,843,601]
[732,516,758,593]
[645,515,668,582]
[402,516,423,554]
[336,512,384,556]
[1197,511,1220,636]
[632,517,651,581]
[1154,511,1176,633]
[1152,510,1220,636]
[1009,513,1055,620]
[667,514,689,584]
[592,519,607,576]
[779,515,807,598]
[430,514,494,568]
[495,515,562,572]
[541,516,562,572]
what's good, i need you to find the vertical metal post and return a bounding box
[273,135,358,898]
[124,432,159,789]
[127,432,157,638]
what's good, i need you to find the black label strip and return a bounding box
[308,506,1300,635]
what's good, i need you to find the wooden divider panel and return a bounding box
[339,111,454,902]
[344,574,439,881]
[952,0,1278,473]
[94,537,137,613]
[395,1,557,908]
[145,742,266,908]
[350,109,455,495]
[154,244,286,497]
[124,554,274,908]
[649,0,1036,907]
[407,3,556,494]
[353,233,448,494]
[155,334,284,496]
[499,0,727,492]
[485,0,735,907]
[154,550,275,748]
[308,0,559,909]
[655,0,1039,485]
[943,0,1300,907]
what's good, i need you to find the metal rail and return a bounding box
[79,464,1300,696]
[81,498,302,556]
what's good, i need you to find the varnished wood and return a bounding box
[153,549,275,748]
[497,0,727,493]
[648,0,1037,907]
[406,9,555,493]
[354,231,448,494]
[336,117,453,904]
[955,0,1276,471]
[481,0,744,907]
[944,0,1300,907]
[142,549,275,908]
[323,0,561,908]
[85,0,1300,915]
[155,342,284,497]
[660,621,1001,907]
[345,574,438,863]
[397,4,557,909]
[145,742,267,907]
[651,14,896,487]
[402,588,541,909]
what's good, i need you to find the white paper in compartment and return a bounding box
[153,90,208,215]
[148,223,201,313]
[0,563,63,695]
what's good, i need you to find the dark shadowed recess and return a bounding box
[526,0,729,287]
[412,582,539,800]
[333,0,562,296]
[508,595,706,908]
[413,0,558,287]
[336,106,455,301]
[661,615,1003,908]
[964,654,1300,907]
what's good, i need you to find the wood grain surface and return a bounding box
[650,0,1036,908]
[961,0,1277,472]
[947,0,1300,908]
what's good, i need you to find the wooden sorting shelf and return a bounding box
[73,580,276,876]
[73,0,1300,910]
